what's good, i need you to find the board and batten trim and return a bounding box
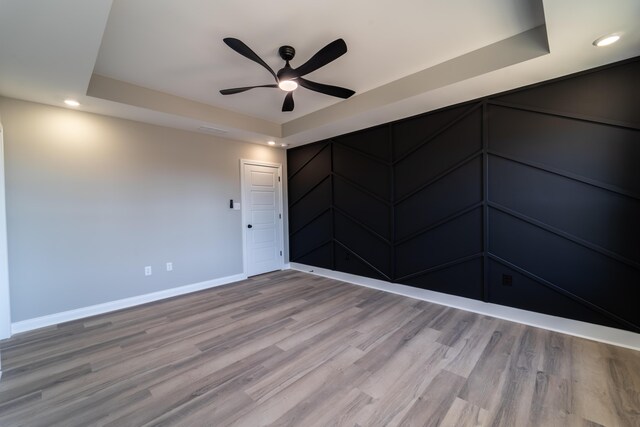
[11,273,247,334]
[289,262,640,351]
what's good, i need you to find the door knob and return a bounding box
[247,224,253,229]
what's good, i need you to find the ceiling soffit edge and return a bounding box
[88,26,549,142]
[283,25,549,138]
[86,74,282,138]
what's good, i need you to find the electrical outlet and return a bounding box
[166,262,173,272]
[145,266,152,276]
[502,274,513,286]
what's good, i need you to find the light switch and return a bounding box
[233,203,241,210]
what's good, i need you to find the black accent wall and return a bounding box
[287,57,640,333]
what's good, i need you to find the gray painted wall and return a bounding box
[0,97,287,322]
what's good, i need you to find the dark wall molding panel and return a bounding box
[287,57,640,333]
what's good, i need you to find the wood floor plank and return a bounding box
[355,333,461,426]
[307,388,374,427]
[457,321,522,410]
[444,315,499,378]
[397,369,467,427]
[599,345,640,425]
[228,347,364,427]
[357,327,446,400]
[105,346,283,426]
[484,326,544,426]
[528,370,573,427]
[571,338,622,426]
[354,308,443,374]
[268,351,369,427]
[0,269,638,426]
[439,397,488,426]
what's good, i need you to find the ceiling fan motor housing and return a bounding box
[278,45,296,61]
[277,65,297,82]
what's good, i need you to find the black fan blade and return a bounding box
[298,78,355,99]
[223,38,278,82]
[220,84,278,95]
[282,92,294,112]
[294,39,347,77]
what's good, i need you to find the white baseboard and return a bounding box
[11,273,248,335]
[282,263,291,270]
[290,262,640,351]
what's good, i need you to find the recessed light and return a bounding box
[267,141,276,146]
[64,99,80,107]
[280,143,288,147]
[593,34,620,47]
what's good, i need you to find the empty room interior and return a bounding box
[1,1,640,426]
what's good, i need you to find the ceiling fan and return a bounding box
[220,37,355,112]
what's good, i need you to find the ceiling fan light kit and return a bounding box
[220,37,355,112]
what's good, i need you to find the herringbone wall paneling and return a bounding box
[287,57,640,332]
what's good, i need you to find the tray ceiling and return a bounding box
[1,0,639,147]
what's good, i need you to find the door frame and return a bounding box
[0,121,11,344]
[240,159,285,277]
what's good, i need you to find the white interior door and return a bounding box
[243,162,283,277]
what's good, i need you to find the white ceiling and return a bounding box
[1,0,639,148]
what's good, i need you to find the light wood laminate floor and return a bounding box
[0,270,639,426]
